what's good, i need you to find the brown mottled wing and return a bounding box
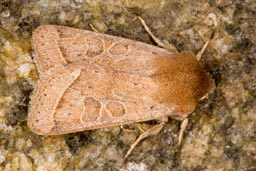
[28,63,174,135]
[32,25,174,77]
[29,25,215,135]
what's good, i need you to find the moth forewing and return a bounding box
[28,62,178,135]
[32,25,176,77]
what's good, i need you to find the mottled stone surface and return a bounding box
[0,0,255,170]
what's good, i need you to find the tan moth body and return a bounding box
[28,25,214,135]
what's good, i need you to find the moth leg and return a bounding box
[135,123,146,132]
[121,125,135,132]
[199,94,208,101]
[138,16,178,53]
[89,24,99,32]
[121,123,146,132]
[196,38,211,61]
[125,117,168,159]
[178,118,189,146]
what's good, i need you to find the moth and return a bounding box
[28,17,215,157]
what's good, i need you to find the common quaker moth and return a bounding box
[28,23,215,139]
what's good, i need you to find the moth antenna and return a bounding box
[137,16,178,53]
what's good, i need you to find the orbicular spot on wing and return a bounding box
[82,97,101,122]
[105,101,126,117]
[108,43,129,55]
[85,37,104,58]
[58,36,88,62]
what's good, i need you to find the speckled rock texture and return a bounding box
[0,0,255,171]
